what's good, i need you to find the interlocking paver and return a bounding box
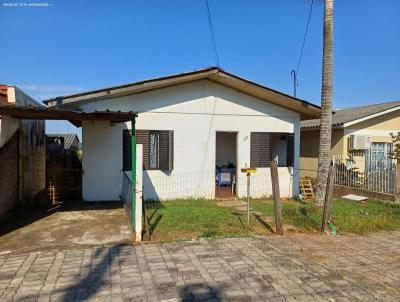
[1,233,400,301]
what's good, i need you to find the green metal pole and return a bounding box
[131,119,136,230]
[247,173,250,226]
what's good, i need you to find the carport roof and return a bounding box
[0,104,137,127]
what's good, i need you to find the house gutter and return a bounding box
[301,124,343,131]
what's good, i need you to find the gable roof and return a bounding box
[44,67,321,120]
[47,133,79,150]
[301,101,400,129]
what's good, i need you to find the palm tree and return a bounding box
[315,0,334,206]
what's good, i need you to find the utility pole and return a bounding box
[291,70,297,97]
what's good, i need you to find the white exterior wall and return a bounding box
[79,80,300,201]
[82,121,124,201]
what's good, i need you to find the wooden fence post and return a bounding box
[321,164,334,233]
[396,163,400,203]
[270,160,283,235]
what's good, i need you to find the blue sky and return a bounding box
[1,0,399,138]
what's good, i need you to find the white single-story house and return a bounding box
[45,68,320,201]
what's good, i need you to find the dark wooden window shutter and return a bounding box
[123,129,149,170]
[122,129,132,171]
[159,130,174,171]
[250,132,272,167]
[168,130,174,171]
[123,129,173,171]
[286,133,295,167]
[136,130,150,170]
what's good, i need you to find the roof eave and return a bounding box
[45,68,321,119]
[44,67,219,106]
[301,123,344,131]
[209,70,320,119]
[342,105,400,128]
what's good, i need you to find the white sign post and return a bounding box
[135,144,143,242]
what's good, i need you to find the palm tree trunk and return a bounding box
[315,0,334,206]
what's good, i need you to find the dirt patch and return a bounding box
[149,230,200,243]
[217,199,248,211]
[0,202,133,254]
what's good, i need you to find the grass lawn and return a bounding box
[144,199,270,242]
[251,198,400,234]
[143,198,400,242]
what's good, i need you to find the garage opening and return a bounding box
[215,131,237,199]
[46,135,82,204]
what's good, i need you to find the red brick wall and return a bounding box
[0,131,18,218]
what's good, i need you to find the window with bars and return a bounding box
[123,129,174,171]
[369,142,393,172]
[149,131,160,169]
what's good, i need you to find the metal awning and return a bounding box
[0,103,140,240]
[0,104,137,127]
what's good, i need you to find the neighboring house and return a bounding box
[0,85,45,218]
[45,67,320,201]
[300,101,400,178]
[47,133,80,152]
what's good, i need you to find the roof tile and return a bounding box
[301,101,400,128]
[47,134,79,150]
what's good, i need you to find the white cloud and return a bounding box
[17,84,86,101]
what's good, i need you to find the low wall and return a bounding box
[236,167,294,199]
[0,132,19,218]
[333,184,396,202]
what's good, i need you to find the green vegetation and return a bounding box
[251,198,400,234]
[144,199,269,242]
[143,198,400,242]
[390,131,400,160]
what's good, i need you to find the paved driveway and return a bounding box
[1,232,400,302]
[0,203,132,254]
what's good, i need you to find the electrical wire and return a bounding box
[296,1,314,76]
[204,0,220,68]
[137,110,298,119]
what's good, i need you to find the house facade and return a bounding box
[46,68,320,201]
[300,101,400,178]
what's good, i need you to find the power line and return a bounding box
[296,1,314,76]
[139,111,298,119]
[204,0,220,68]
[291,1,314,96]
